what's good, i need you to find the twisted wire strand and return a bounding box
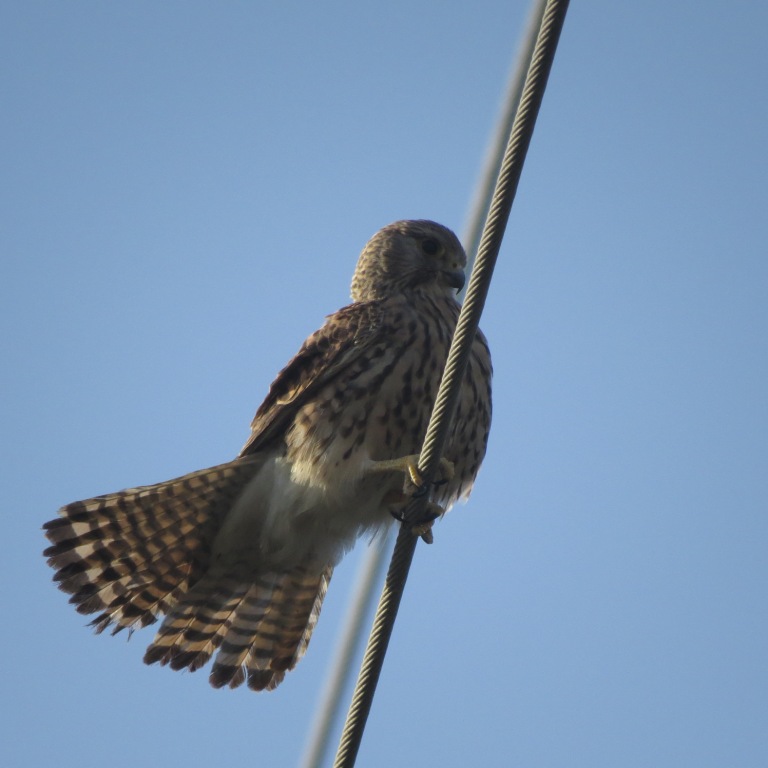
[301,6,549,766]
[461,0,550,289]
[417,0,569,485]
[299,537,392,768]
[333,2,570,765]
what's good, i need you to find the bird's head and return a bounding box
[350,220,467,302]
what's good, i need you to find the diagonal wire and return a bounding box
[461,0,550,282]
[332,2,570,766]
[299,4,550,767]
[299,536,392,768]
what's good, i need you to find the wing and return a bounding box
[239,299,385,457]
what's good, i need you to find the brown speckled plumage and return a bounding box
[44,220,492,691]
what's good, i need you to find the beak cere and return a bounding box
[443,268,466,291]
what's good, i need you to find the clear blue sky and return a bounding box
[3,2,767,766]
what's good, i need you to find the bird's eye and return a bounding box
[421,237,441,256]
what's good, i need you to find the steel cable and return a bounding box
[333,2,571,765]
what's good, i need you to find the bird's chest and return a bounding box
[285,323,450,491]
[279,296,491,519]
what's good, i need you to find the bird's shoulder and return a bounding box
[241,296,418,455]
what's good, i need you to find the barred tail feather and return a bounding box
[43,456,263,634]
[141,564,332,691]
[209,565,333,692]
[142,570,251,672]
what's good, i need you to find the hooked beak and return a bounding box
[442,267,466,292]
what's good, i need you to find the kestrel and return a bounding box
[44,220,492,691]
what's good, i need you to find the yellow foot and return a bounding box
[367,454,454,489]
[372,454,452,545]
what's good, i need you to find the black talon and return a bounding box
[416,507,441,525]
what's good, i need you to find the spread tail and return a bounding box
[143,564,333,691]
[43,456,263,635]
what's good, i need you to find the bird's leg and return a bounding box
[366,454,454,488]
[369,455,454,544]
